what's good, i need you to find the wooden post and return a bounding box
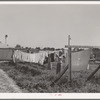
[12,49,16,64]
[48,54,51,70]
[86,65,100,82]
[68,47,71,83]
[68,35,72,85]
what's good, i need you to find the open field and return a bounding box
[0,62,100,93]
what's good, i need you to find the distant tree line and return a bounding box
[15,44,61,53]
[88,48,100,61]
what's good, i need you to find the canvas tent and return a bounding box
[0,43,13,61]
[62,49,92,71]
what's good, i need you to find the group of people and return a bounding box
[55,50,67,74]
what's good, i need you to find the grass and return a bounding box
[0,69,22,93]
[0,61,100,93]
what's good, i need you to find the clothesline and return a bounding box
[0,48,92,71]
[13,50,58,65]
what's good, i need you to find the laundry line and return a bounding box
[0,47,92,71]
[0,46,59,65]
[13,50,56,65]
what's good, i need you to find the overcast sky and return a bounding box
[0,4,100,48]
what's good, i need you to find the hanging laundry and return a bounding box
[38,51,48,65]
[13,50,49,65]
[13,50,22,62]
[35,53,40,63]
[29,53,35,62]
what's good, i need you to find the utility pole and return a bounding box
[68,35,72,85]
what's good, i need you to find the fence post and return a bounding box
[68,35,72,85]
[68,47,71,84]
[12,49,16,63]
[48,54,51,70]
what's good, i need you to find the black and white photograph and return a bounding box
[0,2,100,96]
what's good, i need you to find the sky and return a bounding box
[0,4,100,48]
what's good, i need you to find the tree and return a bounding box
[15,44,22,49]
[50,47,55,51]
[35,47,40,50]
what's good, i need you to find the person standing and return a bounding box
[56,51,63,74]
[48,53,52,70]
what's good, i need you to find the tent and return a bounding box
[0,43,13,61]
[63,49,92,71]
